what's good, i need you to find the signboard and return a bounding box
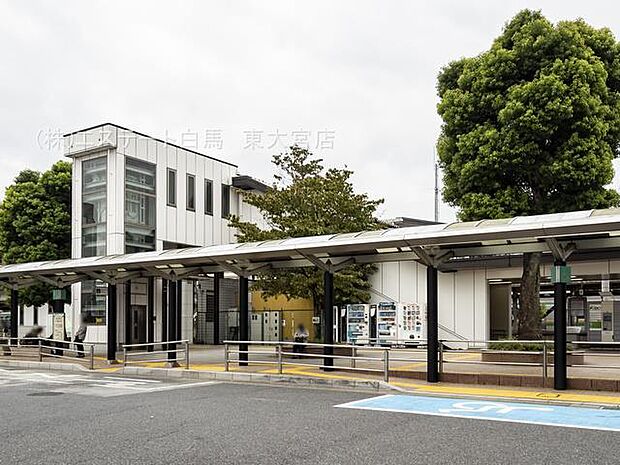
[551,265,571,284]
[52,313,66,341]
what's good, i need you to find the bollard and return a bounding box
[542,342,548,380]
[438,341,444,374]
[123,347,127,367]
[383,349,390,383]
[277,344,283,374]
[185,341,190,370]
[350,346,357,369]
[89,345,94,370]
[224,343,229,372]
[38,339,43,362]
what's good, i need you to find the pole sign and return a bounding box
[551,265,571,284]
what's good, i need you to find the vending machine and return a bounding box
[346,304,376,345]
[377,302,398,345]
[398,302,426,344]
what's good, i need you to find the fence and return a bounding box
[121,340,190,369]
[0,336,95,370]
[223,339,620,382]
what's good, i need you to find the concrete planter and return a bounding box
[481,350,585,365]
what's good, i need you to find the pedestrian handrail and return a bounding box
[222,338,620,383]
[121,340,190,369]
[0,336,95,370]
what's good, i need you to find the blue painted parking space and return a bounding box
[336,394,620,432]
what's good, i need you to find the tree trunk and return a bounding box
[517,252,542,340]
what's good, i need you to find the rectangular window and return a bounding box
[125,157,156,254]
[81,156,107,258]
[81,280,107,325]
[187,174,196,211]
[221,184,230,218]
[204,179,213,215]
[167,168,176,207]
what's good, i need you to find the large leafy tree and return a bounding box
[0,161,72,307]
[229,146,383,337]
[437,10,620,339]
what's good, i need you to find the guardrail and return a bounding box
[0,336,95,370]
[224,340,392,382]
[223,339,620,382]
[121,340,190,369]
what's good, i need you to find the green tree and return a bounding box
[229,146,384,337]
[436,10,620,339]
[0,161,72,307]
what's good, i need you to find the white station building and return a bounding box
[62,123,266,344]
[12,123,620,348]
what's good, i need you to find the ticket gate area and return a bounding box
[344,301,426,346]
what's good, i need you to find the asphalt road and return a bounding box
[0,368,618,465]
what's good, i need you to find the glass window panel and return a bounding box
[221,184,230,218]
[205,179,213,215]
[187,174,195,211]
[167,168,176,206]
[126,157,156,253]
[81,279,107,325]
[82,156,107,258]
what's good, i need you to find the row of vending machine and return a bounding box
[339,302,427,346]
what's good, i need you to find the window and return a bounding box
[82,156,107,258]
[221,184,230,218]
[204,179,213,215]
[167,168,176,207]
[187,174,195,211]
[125,158,156,253]
[81,280,107,325]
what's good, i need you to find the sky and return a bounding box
[0,0,619,223]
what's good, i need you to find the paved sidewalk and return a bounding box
[4,343,620,407]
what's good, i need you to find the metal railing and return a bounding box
[224,340,392,382]
[121,340,190,369]
[0,336,95,370]
[222,338,620,382]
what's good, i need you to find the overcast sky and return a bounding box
[0,1,619,223]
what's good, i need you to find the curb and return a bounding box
[3,359,620,409]
[0,358,90,372]
[120,365,394,393]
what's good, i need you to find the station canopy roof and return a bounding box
[3,208,620,288]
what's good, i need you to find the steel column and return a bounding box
[213,272,222,344]
[167,280,177,364]
[239,276,249,367]
[554,260,567,390]
[427,265,439,383]
[124,280,132,346]
[10,288,18,340]
[147,277,154,352]
[107,284,117,363]
[323,270,334,370]
[176,280,183,341]
[161,278,168,343]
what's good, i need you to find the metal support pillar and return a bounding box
[554,260,567,390]
[176,280,183,341]
[124,280,132,346]
[107,284,117,363]
[10,288,18,340]
[427,265,439,383]
[239,276,249,367]
[161,278,168,343]
[323,270,334,370]
[167,280,178,365]
[213,272,222,344]
[147,277,154,352]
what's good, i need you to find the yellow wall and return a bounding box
[251,293,317,340]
